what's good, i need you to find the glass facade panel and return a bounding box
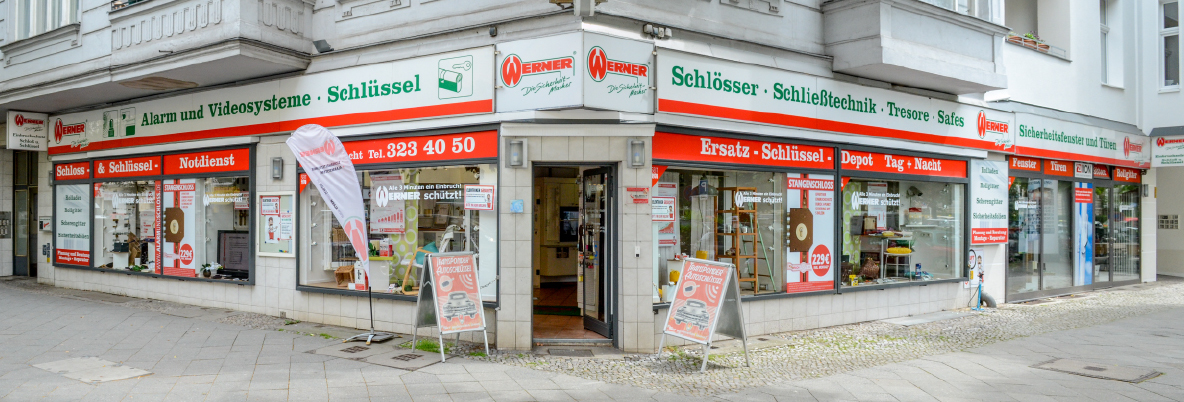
[300,164,499,301]
[1008,177,1040,295]
[1094,186,1113,282]
[1113,184,1141,281]
[841,178,964,286]
[93,181,159,273]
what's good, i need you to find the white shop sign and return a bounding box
[7,111,49,151]
[970,160,1008,245]
[1012,113,1150,168]
[496,32,654,113]
[47,47,495,155]
[655,49,1016,152]
[1153,135,1184,167]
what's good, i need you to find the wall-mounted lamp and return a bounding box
[628,139,646,168]
[507,139,528,168]
[271,157,284,180]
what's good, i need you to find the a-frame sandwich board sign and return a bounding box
[411,251,490,362]
[657,257,751,372]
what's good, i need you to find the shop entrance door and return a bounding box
[12,151,39,277]
[1006,178,1073,300]
[579,167,615,340]
[1094,186,1113,284]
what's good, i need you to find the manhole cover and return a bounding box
[392,354,421,362]
[341,346,370,353]
[548,349,594,357]
[1033,359,1162,383]
[309,343,393,359]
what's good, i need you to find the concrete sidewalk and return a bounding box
[1,277,1182,401]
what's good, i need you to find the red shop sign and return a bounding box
[1009,156,1042,172]
[1114,167,1141,183]
[840,150,966,178]
[342,131,498,165]
[1043,160,1073,177]
[163,148,250,175]
[1093,164,1110,179]
[652,132,833,170]
[54,162,90,180]
[94,156,161,179]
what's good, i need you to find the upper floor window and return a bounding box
[14,0,78,41]
[1163,1,1180,88]
[921,0,996,22]
[1100,0,1123,86]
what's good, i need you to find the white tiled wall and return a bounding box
[0,150,12,277]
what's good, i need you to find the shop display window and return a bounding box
[93,181,159,273]
[54,183,91,266]
[159,177,252,280]
[840,179,964,286]
[300,164,499,301]
[652,167,836,302]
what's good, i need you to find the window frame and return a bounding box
[12,0,80,42]
[1162,1,1181,90]
[835,144,972,294]
[294,125,502,306]
[50,145,257,285]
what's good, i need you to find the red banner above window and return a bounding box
[341,131,498,165]
[164,148,251,175]
[1114,167,1141,183]
[1009,156,1042,172]
[652,132,834,170]
[840,150,966,178]
[1093,164,1110,179]
[94,156,161,179]
[54,162,90,180]
[1043,160,1073,177]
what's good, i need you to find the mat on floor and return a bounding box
[533,305,581,316]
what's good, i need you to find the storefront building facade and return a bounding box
[4,15,1156,352]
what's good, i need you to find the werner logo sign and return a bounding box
[7,111,49,151]
[500,55,573,88]
[977,111,1009,140]
[1123,136,1144,158]
[496,32,654,114]
[1153,135,1184,167]
[53,119,86,144]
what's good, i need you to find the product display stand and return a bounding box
[344,275,396,345]
[657,258,751,373]
[715,187,768,294]
[411,252,490,363]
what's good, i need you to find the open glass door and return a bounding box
[579,167,614,339]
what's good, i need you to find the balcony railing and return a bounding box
[111,0,150,11]
[1006,34,1069,60]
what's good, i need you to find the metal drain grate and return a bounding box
[392,353,421,362]
[1033,359,1162,383]
[341,346,370,353]
[548,349,594,357]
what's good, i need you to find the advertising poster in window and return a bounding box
[257,193,295,257]
[785,174,836,293]
[970,160,1008,244]
[54,184,90,265]
[428,254,485,333]
[652,181,678,247]
[369,173,407,234]
[1074,182,1095,286]
[162,179,197,277]
[664,259,731,343]
[463,185,496,210]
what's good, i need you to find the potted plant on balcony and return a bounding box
[1007,32,1023,45]
[1022,33,1039,48]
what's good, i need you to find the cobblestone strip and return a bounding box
[475,281,1184,397]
